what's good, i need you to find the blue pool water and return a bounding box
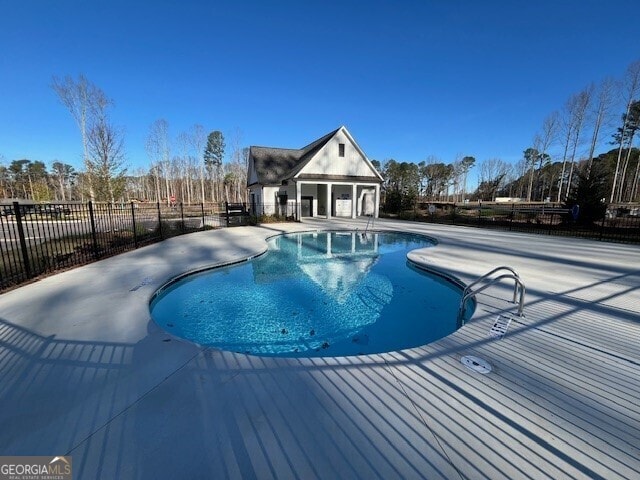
[150,231,471,357]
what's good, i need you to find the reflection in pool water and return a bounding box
[150,231,471,357]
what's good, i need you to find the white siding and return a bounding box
[299,130,377,178]
[263,186,281,204]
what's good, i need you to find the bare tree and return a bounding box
[51,75,111,200]
[533,111,560,200]
[566,87,591,200]
[168,155,182,203]
[611,60,640,202]
[515,158,529,198]
[176,132,192,204]
[557,108,574,202]
[146,119,172,205]
[150,163,162,203]
[51,161,76,201]
[126,167,150,200]
[586,78,616,177]
[629,150,640,201]
[86,118,127,203]
[0,154,9,198]
[557,88,591,201]
[227,128,248,202]
[616,101,640,202]
[478,158,511,201]
[187,124,207,203]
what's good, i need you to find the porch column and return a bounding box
[351,184,357,219]
[374,184,380,218]
[296,181,302,220]
[326,183,332,219]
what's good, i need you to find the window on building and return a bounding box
[338,143,345,157]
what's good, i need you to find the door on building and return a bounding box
[250,193,257,216]
[301,196,313,217]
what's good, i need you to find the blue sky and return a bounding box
[1,0,639,186]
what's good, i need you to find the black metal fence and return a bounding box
[384,202,640,244]
[249,202,299,222]
[5,198,634,292]
[0,201,245,291]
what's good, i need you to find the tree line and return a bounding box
[2,62,639,209]
[0,75,248,205]
[380,59,640,211]
[510,59,640,206]
[376,156,476,212]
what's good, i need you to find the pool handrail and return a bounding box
[464,266,521,304]
[458,266,525,325]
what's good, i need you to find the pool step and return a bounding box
[489,314,513,339]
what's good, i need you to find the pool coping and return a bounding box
[1,218,638,479]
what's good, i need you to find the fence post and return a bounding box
[599,211,606,241]
[107,202,114,235]
[225,201,230,227]
[13,202,32,279]
[88,201,100,259]
[509,203,515,231]
[179,202,185,233]
[200,203,206,231]
[157,202,163,239]
[130,202,138,248]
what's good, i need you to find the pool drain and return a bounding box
[461,355,492,374]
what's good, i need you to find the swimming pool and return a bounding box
[150,231,472,357]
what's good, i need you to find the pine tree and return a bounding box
[204,131,225,202]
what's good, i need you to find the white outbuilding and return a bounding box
[247,126,382,219]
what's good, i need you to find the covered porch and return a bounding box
[294,180,380,219]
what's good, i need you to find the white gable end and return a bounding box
[297,129,378,178]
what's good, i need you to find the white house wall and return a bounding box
[262,186,280,203]
[300,130,377,178]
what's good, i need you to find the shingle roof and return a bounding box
[248,147,302,185]
[249,128,340,185]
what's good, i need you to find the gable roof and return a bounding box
[248,126,383,186]
[248,128,339,186]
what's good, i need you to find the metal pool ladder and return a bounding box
[364,214,374,235]
[458,266,526,325]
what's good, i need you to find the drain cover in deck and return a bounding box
[461,355,492,374]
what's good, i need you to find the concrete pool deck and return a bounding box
[0,218,638,479]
